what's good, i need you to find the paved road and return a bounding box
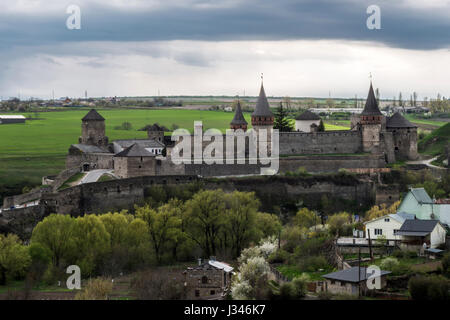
[407,156,446,170]
[79,169,113,184]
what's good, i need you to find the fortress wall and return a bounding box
[279,155,385,173]
[0,204,52,239]
[66,152,114,170]
[55,175,199,215]
[380,132,396,163]
[2,186,52,209]
[2,174,380,239]
[278,131,362,155]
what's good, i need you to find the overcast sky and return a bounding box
[1,0,449,100]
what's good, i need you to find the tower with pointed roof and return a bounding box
[79,109,109,147]
[230,100,248,131]
[251,82,274,129]
[360,83,384,153]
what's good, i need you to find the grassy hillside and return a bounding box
[418,122,450,155]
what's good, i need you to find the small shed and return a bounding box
[322,267,391,296]
[425,248,444,260]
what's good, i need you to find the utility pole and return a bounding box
[358,246,361,298]
[368,228,373,261]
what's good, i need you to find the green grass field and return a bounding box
[404,114,447,128]
[418,122,450,156]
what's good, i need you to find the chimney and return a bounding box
[198,258,202,266]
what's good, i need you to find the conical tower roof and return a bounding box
[230,101,248,125]
[361,83,382,116]
[386,112,417,128]
[82,109,105,121]
[252,84,273,117]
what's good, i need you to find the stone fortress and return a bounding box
[66,80,418,178]
[1,80,419,237]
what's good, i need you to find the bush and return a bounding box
[291,274,308,298]
[74,278,113,300]
[318,291,333,300]
[441,253,450,277]
[380,257,400,270]
[268,249,289,264]
[279,282,296,300]
[392,250,404,259]
[297,256,329,272]
[408,275,449,300]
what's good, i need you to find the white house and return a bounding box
[294,110,321,132]
[395,219,447,249]
[364,212,415,241]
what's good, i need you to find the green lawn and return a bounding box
[404,114,447,128]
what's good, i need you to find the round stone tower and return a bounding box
[79,109,109,147]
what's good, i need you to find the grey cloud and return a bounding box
[0,0,448,50]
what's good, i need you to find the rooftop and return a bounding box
[230,101,248,125]
[252,84,273,118]
[361,83,382,116]
[395,219,440,236]
[295,110,321,121]
[82,109,105,121]
[323,267,391,283]
[410,188,433,204]
[114,143,156,157]
[386,112,417,128]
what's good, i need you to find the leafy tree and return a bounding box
[224,191,261,257]
[294,208,317,229]
[70,215,111,276]
[31,214,75,267]
[327,212,351,236]
[318,119,325,132]
[273,102,293,132]
[0,234,31,285]
[136,200,182,264]
[184,190,227,257]
[365,201,400,221]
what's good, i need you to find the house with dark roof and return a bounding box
[322,267,391,296]
[295,110,321,132]
[395,219,446,249]
[113,143,157,178]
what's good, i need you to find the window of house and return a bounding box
[195,290,200,297]
[375,228,383,235]
[210,290,215,295]
[384,218,390,222]
[201,276,208,284]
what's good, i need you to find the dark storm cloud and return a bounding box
[0,0,448,50]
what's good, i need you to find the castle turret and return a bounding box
[79,109,109,147]
[230,100,248,131]
[360,83,383,153]
[147,123,165,142]
[251,83,274,129]
[386,112,418,160]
